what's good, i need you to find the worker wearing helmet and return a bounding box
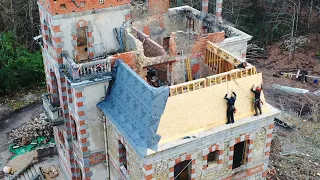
[224,91,237,124]
[251,84,263,116]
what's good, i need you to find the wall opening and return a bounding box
[76,161,83,180]
[44,21,53,46]
[76,27,88,61]
[60,4,66,10]
[72,117,78,142]
[119,140,127,169]
[232,141,247,169]
[174,160,191,180]
[163,37,170,53]
[207,151,218,166]
[145,63,170,87]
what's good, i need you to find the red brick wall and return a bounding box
[169,31,225,57]
[148,0,169,15]
[38,0,130,15]
[191,32,225,55]
[110,51,137,69]
[89,152,106,165]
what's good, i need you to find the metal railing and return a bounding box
[62,54,111,81]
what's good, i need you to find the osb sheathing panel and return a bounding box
[157,73,267,143]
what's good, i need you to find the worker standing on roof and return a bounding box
[251,84,263,116]
[224,90,237,124]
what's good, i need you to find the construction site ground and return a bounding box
[250,33,320,179]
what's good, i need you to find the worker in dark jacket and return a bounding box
[236,62,247,69]
[251,84,263,116]
[224,91,236,124]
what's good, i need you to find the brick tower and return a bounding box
[38,0,131,179]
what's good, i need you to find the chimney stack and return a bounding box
[216,0,223,23]
[201,0,209,14]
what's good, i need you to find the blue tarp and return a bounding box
[97,60,169,157]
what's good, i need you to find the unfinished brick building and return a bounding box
[38,0,280,179]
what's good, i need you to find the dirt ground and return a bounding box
[249,33,320,179]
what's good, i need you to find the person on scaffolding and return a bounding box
[224,90,237,124]
[251,84,263,116]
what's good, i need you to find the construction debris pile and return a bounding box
[246,44,267,60]
[9,114,53,146]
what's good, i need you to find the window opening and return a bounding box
[174,160,191,180]
[207,151,218,166]
[119,140,127,169]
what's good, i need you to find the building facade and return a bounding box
[38,0,280,179]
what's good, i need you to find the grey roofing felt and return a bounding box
[97,60,170,157]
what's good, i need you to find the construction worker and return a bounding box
[236,62,247,69]
[251,84,263,116]
[224,91,237,124]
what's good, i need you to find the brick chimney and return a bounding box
[202,0,209,14]
[216,0,223,23]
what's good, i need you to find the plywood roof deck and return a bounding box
[155,41,264,147]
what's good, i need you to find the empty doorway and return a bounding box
[76,27,88,61]
[232,141,247,169]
